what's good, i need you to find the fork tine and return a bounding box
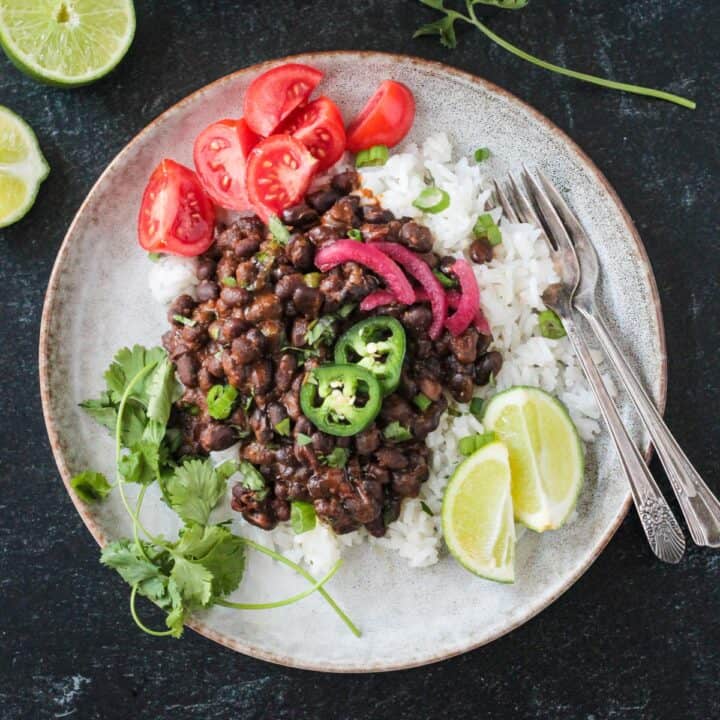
[520,164,576,256]
[492,179,519,224]
[507,174,543,229]
[535,169,588,242]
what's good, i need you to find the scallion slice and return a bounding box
[268,214,290,245]
[355,145,389,168]
[413,186,450,214]
[538,309,566,339]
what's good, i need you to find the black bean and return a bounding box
[281,203,319,228]
[287,234,315,270]
[195,280,219,302]
[449,327,479,364]
[470,237,494,264]
[307,188,341,213]
[308,224,342,247]
[167,294,195,325]
[355,425,381,455]
[267,402,288,429]
[248,359,273,392]
[448,372,474,403]
[399,221,434,253]
[401,305,433,336]
[375,447,409,470]
[439,255,456,276]
[275,272,304,301]
[292,285,323,318]
[220,285,249,308]
[331,170,359,195]
[362,205,395,224]
[474,351,503,386]
[222,317,247,341]
[312,432,334,454]
[275,353,298,393]
[199,423,236,452]
[196,257,216,280]
[245,291,282,323]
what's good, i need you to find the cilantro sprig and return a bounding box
[73,345,360,639]
[414,0,696,110]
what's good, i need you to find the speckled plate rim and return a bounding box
[39,51,666,673]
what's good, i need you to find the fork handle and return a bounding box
[560,313,685,562]
[578,307,720,547]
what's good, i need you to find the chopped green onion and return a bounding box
[304,272,322,288]
[172,314,196,327]
[383,421,413,442]
[321,447,349,468]
[412,186,450,214]
[355,145,389,168]
[433,269,458,289]
[207,384,238,420]
[291,501,317,534]
[222,276,238,287]
[420,501,434,517]
[347,228,363,242]
[147,252,162,262]
[413,393,432,412]
[268,214,291,245]
[274,417,291,437]
[473,213,502,246]
[255,251,272,266]
[338,303,356,318]
[296,433,313,446]
[469,397,484,421]
[538,309,566,339]
[208,325,220,341]
[474,147,490,163]
[458,431,496,456]
[238,460,268,500]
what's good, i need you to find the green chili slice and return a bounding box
[412,186,450,214]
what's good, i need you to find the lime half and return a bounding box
[0,106,49,228]
[442,441,515,583]
[0,0,135,87]
[483,387,583,532]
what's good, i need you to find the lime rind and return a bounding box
[0,105,49,228]
[442,441,516,583]
[0,1,136,87]
[483,386,584,532]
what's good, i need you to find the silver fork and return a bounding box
[493,173,686,563]
[529,169,720,548]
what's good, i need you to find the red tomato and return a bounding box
[346,80,415,153]
[192,118,260,211]
[138,159,215,257]
[246,134,319,221]
[244,63,323,136]
[278,96,346,171]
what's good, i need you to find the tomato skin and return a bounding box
[192,118,260,210]
[138,159,215,257]
[244,63,323,136]
[278,96,346,171]
[346,80,415,153]
[246,134,319,222]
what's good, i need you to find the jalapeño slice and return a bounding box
[300,364,382,437]
[334,317,406,395]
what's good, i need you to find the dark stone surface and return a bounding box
[1,1,718,717]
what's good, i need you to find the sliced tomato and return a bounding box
[246,134,319,221]
[346,80,415,153]
[192,118,260,211]
[278,96,346,171]
[244,63,323,137]
[138,159,215,257]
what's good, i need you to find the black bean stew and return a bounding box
[161,169,502,537]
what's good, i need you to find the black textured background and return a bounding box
[2,1,719,718]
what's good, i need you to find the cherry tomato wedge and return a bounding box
[138,159,215,257]
[346,80,415,153]
[278,96,346,171]
[192,118,260,211]
[246,134,319,221]
[244,63,323,136]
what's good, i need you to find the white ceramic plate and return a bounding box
[40,52,666,672]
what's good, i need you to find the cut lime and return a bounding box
[442,441,515,583]
[483,386,583,532]
[0,0,135,87]
[0,106,49,228]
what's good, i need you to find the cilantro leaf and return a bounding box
[79,392,117,433]
[319,447,349,469]
[145,357,182,425]
[175,525,246,598]
[305,315,337,348]
[101,539,170,603]
[104,345,166,404]
[237,461,268,501]
[166,458,235,526]
[164,579,185,638]
[413,14,458,48]
[383,421,414,442]
[70,471,111,503]
[170,556,213,608]
[118,441,160,485]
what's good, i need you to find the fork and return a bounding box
[493,172,686,563]
[525,169,720,548]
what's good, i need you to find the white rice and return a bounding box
[152,132,613,572]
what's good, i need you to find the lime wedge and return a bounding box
[442,441,515,583]
[0,0,135,87]
[483,386,583,532]
[0,106,49,228]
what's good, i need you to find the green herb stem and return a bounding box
[243,538,361,637]
[129,584,175,637]
[461,8,696,110]
[217,558,342,610]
